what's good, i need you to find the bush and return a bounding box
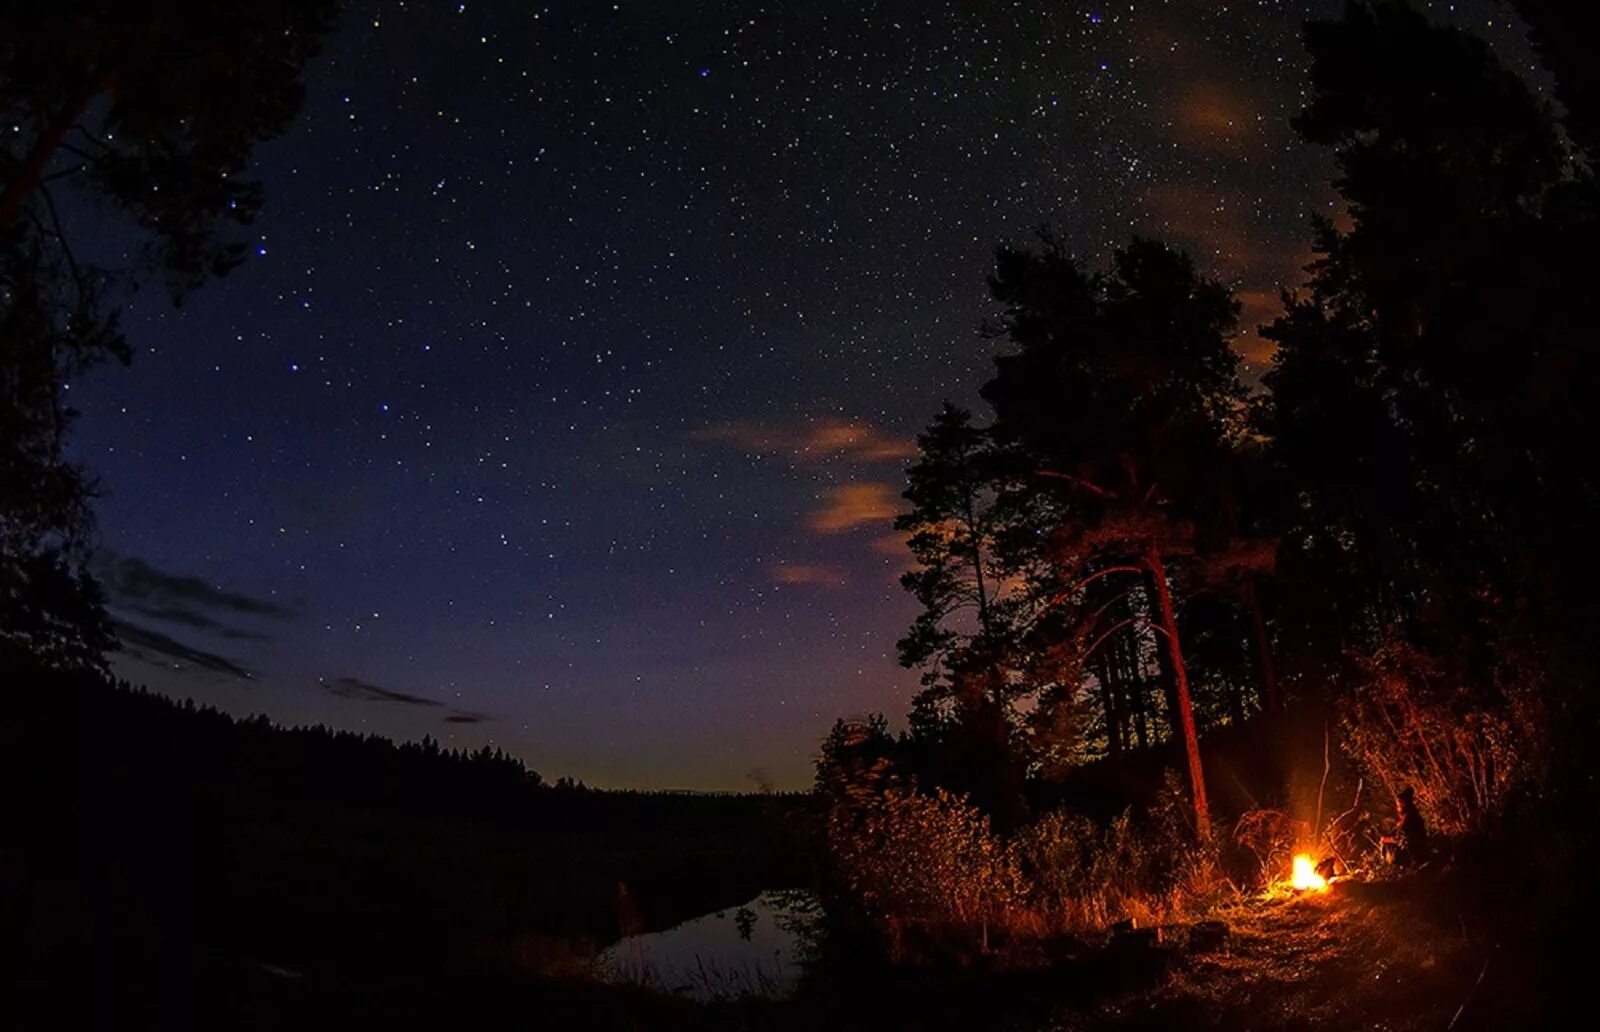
[823,770,1220,954]
[1342,641,1544,836]
[1017,775,1214,930]
[825,784,1021,955]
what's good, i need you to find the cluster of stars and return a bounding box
[70,0,1536,789]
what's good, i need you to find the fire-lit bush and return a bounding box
[1018,772,1218,932]
[824,783,1022,954]
[1342,641,1545,837]
[820,761,1222,955]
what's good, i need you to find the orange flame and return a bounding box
[1290,854,1328,892]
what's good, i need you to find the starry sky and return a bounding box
[66,0,1533,790]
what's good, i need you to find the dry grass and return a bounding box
[822,774,1226,960]
[1056,874,1510,1030]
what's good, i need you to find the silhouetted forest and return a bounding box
[11,667,797,825]
[4,668,803,1027]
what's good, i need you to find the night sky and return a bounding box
[67,1,1531,790]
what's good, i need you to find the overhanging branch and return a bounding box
[1035,467,1118,500]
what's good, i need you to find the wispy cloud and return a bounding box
[114,620,255,680]
[116,603,271,641]
[870,532,910,558]
[321,676,442,707]
[96,552,295,683]
[694,417,914,465]
[318,676,490,725]
[807,482,900,534]
[97,554,295,620]
[771,562,847,588]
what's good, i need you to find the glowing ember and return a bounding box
[1291,853,1328,892]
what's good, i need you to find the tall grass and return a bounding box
[821,772,1222,959]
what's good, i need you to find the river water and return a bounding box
[599,889,817,1000]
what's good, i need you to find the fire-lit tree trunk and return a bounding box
[1143,549,1211,838]
[1144,574,1182,733]
[1093,653,1123,763]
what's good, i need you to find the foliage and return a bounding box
[0,0,338,292]
[0,547,114,674]
[0,0,335,673]
[819,763,1222,956]
[1261,1,1600,673]
[890,236,1261,832]
[1341,640,1544,836]
[1017,772,1215,932]
[825,783,1022,954]
[815,714,899,808]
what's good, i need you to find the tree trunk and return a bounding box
[964,493,994,637]
[1143,574,1182,739]
[1123,633,1150,749]
[1144,549,1210,838]
[1243,576,1281,716]
[1094,655,1123,763]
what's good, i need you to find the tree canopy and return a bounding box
[1,0,336,672]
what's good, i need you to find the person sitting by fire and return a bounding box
[1380,786,1430,868]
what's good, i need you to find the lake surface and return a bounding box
[599,889,816,1000]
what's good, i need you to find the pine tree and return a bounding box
[978,236,1247,837]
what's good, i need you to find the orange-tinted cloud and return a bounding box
[1172,81,1254,149]
[870,532,909,557]
[1136,182,1264,280]
[804,420,916,462]
[771,563,847,588]
[1234,288,1283,367]
[807,483,900,534]
[694,417,914,465]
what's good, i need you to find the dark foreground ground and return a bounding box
[1,674,803,1029]
[3,675,1587,1029]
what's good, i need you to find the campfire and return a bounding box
[1290,854,1329,892]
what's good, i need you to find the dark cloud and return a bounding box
[320,676,489,725]
[114,620,255,680]
[97,554,295,619]
[320,676,442,707]
[118,602,272,641]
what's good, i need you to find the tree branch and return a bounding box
[1035,467,1118,500]
[0,76,106,229]
[1050,564,1143,604]
[39,183,87,298]
[1087,584,1141,628]
[1082,616,1166,663]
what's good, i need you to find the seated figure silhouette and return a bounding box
[1381,787,1429,868]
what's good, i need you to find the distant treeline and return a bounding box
[14,669,795,833]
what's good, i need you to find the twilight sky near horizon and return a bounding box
[67,0,1530,789]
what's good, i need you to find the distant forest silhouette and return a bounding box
[18,670,784,829]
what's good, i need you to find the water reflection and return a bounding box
[600,889,816,1000]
